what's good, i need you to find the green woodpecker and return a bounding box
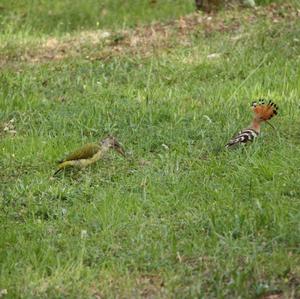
[53,136,125,176]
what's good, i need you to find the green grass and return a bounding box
[0,0,194,35]
[0,0,287,36]
[0,1,300,298]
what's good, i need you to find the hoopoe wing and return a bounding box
[225,129,259,148]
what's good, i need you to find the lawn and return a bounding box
[0,1,300,298]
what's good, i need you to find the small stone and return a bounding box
[81,230,88,239]
[243,0,256,7]
[0,289,8,298]
[207,53,221,59]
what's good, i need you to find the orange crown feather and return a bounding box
[252,99,278,121]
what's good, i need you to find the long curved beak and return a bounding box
[266,120,276,130]
[114,142,126,157]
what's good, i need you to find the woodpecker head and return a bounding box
[252,99,278,122]
[100,136,125,156]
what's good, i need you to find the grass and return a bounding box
[0,0,194,35]
[0,1,300,298]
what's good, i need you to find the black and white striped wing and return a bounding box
[225,129,259,148]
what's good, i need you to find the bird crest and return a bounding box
[252,99,278,121]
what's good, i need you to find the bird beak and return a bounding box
[114,142,126,157]
[266,120,276,130]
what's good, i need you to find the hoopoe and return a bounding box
[225,99,278,148]
[53,136,125,176]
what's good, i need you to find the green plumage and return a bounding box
[53,136,125,176]
[59,143,101,162]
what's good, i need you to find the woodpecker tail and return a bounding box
[252,99,278,121]
[225,128,259,148]
[53,161,76,176]
[53,167,63,176]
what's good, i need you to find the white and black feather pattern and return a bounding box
[225,129,259,148]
